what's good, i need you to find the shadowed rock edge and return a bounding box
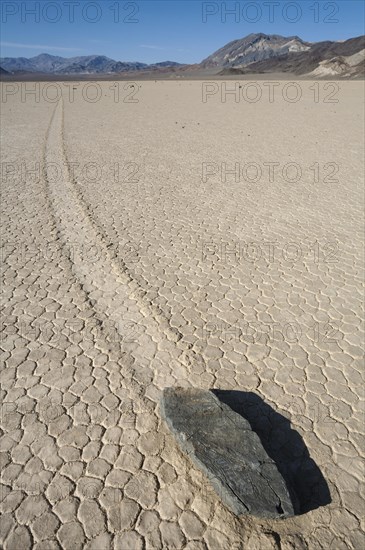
[161,387,297,519]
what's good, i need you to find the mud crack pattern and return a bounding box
[1,82,364,549]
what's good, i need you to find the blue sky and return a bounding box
[1,1,364,63]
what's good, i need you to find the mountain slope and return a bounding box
[309,49,365,78]
[214,35,365,77]
[201,33,310,68]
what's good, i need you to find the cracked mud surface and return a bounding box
[1,81,364,549]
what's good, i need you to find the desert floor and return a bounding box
[1,80,364,549]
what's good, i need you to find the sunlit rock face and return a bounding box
[161,387,297,519]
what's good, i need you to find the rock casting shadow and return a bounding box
[212,389,331,515]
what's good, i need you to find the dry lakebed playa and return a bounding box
[1,79,364,549]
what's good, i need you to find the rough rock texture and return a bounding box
[161,387,296,519]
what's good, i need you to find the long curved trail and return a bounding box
[46,98,181,358]
[44,98,199,396]
[39,97,249,547]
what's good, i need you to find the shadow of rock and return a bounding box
[212,389,331,515]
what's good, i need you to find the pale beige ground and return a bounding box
[1,80,364,549]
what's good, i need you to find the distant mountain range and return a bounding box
[1,34,364,78]
[0,53,183,74]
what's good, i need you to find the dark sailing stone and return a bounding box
[161,387,296,519]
